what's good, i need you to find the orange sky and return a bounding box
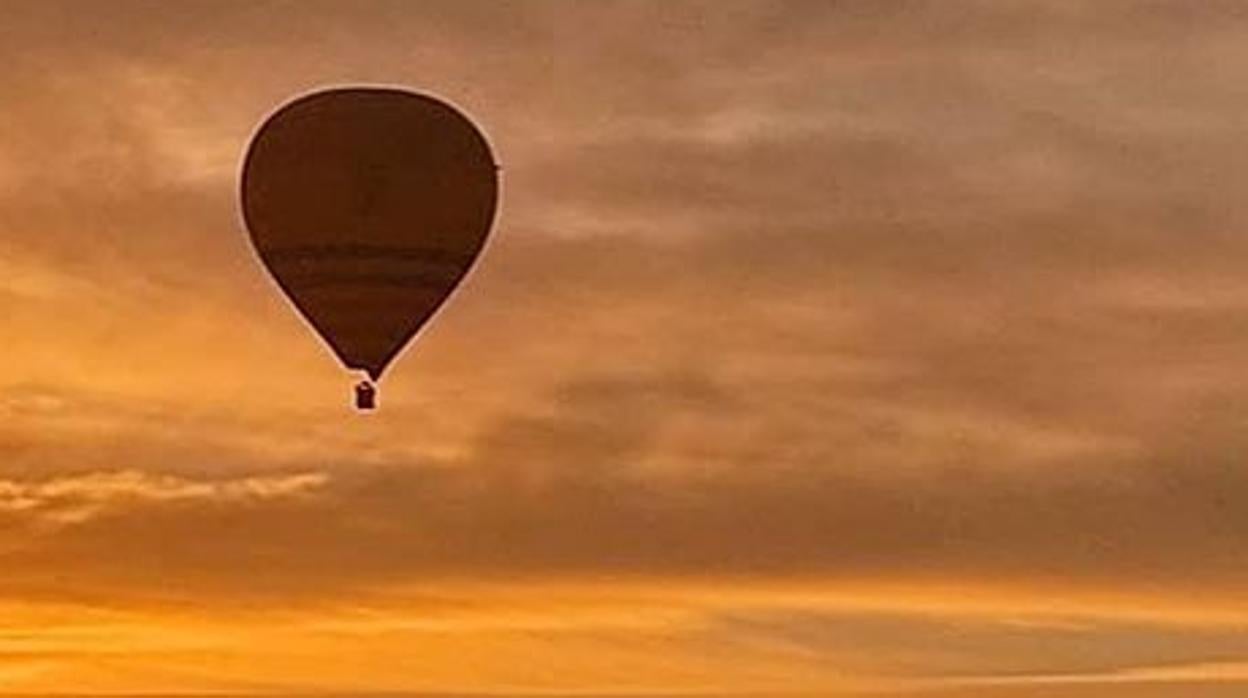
[3,1,1248,695]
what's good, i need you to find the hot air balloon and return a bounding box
[240,87,499,410]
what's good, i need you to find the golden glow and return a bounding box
[3,1,1248,694]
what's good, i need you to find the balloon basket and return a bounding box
[355,381,377,411]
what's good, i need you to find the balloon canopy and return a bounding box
[240,87,498,389]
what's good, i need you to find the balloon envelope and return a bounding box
[241,87,498,380]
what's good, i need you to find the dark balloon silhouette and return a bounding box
[241,87,499,410]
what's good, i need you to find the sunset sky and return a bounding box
[4,1,1248,695]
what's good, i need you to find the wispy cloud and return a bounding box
[0,470,326,525]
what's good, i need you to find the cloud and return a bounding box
[0,470,326,525]
[0,362,1240,612]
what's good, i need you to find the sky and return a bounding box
[2,0,1248,694]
